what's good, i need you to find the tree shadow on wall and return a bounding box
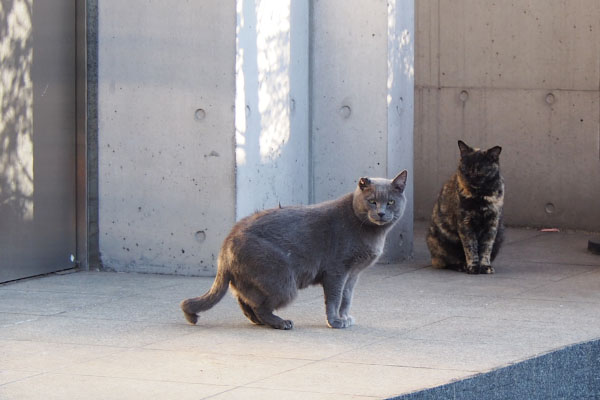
[0,0,34,233]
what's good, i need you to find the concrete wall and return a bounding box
[311,0,414,260]
[96,0,414,274]
[414,1,600,230]
[97,1,236,275]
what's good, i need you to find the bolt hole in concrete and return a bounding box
[459,90,469,102]
[194,108,206,121]
[340,105,352,118]
[545,202,555,214]
[545,93,555,105]
[195,231,206,243]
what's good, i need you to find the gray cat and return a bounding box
[181,171,408,329]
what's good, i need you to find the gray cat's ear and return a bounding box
[486,146,502,160]
[458,140,473,157]
[358,177,372,191]
[392,170,408,192]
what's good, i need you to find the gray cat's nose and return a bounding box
[378,212,385,217]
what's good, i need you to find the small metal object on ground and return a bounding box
[588,239,600,255]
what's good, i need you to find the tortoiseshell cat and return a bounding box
[427,141,504,274]
[181,171,408,329]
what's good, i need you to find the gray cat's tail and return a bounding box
[180,270,231,325]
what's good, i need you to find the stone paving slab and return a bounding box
[1,223,599,399]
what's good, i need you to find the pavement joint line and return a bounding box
[118,345,322,363]
[207,384,382,400]
[0,335,136,349]
[500,260,600,267]
[198,386,241,400]
[382,266,431,279]
[320,359,480,374]
[244,385,384,399]
[202,357,319,397]
[0,337,133,350]
[499,295,600,305]
[10,370,236,389]
[502,233,546,246]
[550,267,600,281]
[0,318,42,328]
[0,371,45,387]
[0,311,184,325]
[314,316,459,365]
[509,296,600,304]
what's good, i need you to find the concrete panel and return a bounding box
[235,0,309,218]
[415,87,600,230]
[414,0,440,88]
[98,1,235,275]
[438,0,600,90]
[311,0,414,260]
[311,0,388,201]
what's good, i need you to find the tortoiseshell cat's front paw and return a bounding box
[464,264,480,274]
[480,265,495,274]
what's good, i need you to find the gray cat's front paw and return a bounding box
[327,317,352,329]
[273,319,294,330]
[481,265,495,274]
[342,315,355,326]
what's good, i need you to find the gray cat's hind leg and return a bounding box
[231,280,294,330]
[237,298,263,325]
[253,306,294,330]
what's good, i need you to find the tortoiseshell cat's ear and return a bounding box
[392,170,408,192]
[486,146,502,160]
[358,177,372,191]
[457,140,474,157]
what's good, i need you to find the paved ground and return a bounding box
[1,222,600,399]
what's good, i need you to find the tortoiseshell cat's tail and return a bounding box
[180,270,231,325]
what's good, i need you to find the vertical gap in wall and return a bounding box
[76,0,88,270]
[436,0,441,89]
[307,0,315,204]
[233,2,239,222]
[385,0,390,178]
[86,0,101,269]
[435,0,442,183]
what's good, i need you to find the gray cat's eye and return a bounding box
[368,199,377,205]
[387,199,395,205]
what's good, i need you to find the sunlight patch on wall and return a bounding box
[235,0,247,167]
[0,0,34,221]
[255,0,291,163]
[387,0,414,106]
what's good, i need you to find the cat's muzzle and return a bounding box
[369,215,392,226]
